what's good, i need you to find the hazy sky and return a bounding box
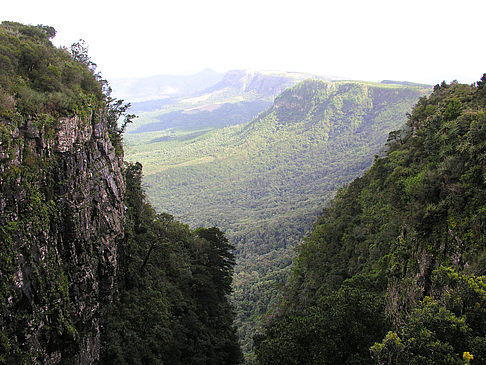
[2,0,485,85]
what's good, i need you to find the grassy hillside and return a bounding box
[124,79,430,357]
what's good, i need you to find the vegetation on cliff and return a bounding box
[0,22,102,117]
[254,77,486,364]
[0,21,125,363]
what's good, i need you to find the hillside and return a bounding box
[124,79,430,355]
[254,77,486,364]
[122,69,332,133]
[0,22,241,364]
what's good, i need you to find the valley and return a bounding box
[2,15,485,365]
[122,74,431,357]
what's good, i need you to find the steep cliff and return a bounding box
[0,110,125,363]
[0,22,125,363]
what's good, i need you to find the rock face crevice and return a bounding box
[0,110,125,364]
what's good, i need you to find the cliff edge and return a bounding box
[0,22,125,363]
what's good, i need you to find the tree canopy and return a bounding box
[100,162,242,364]
[255,76,486,364]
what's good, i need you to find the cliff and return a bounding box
[0,107,125,363]
[0,22,125,363]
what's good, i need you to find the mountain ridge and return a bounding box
[119,69,340,132]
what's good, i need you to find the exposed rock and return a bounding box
[0,110,125,363]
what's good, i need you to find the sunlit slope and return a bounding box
[127,80,429,252]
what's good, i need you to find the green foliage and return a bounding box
[255,275,388,365]
[255,76,486,363]
[105,96,137,155]
[100,162,242,364]
[124,80,429,357]
[371,267,486,364]
[0,22,106,118]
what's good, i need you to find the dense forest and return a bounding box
[254,77,486,364]
[100,162,241,364]
[125,79,430,356]
[0,22,241,364]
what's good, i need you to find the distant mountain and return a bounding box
[124,69,333,133]
[202,69,330,97]
[124,79,431,356]
[110,68,224,102]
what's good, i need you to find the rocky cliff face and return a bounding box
[0,109,125,363]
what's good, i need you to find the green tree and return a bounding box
[371,267,486,364]
[100,164,242,364]
[255,274,388,364]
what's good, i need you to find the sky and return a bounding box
[2,0,486,85]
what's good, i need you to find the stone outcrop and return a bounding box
[0,109,125,363]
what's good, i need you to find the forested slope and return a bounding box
[255,77,486,364]
[100,163,242,364]
[125,79,430,356]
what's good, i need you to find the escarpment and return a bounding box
[0,21,129,363]
[0,109,125,363]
